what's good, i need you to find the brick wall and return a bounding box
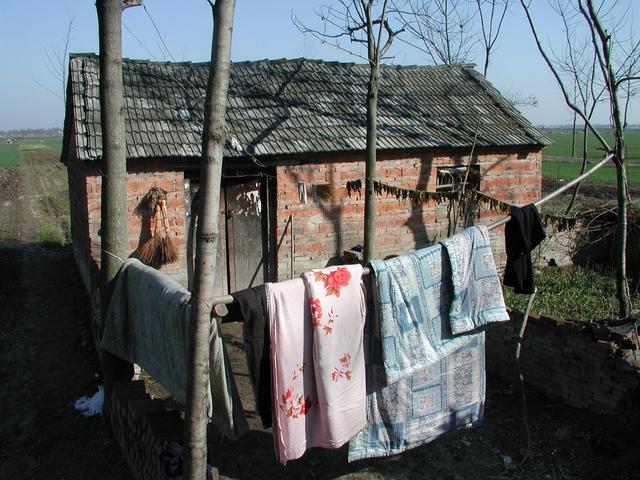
[67,146,95,291]
[109,380,188,480]
[274,148,541,279]
[68,147,541,288]
[486,310,640,414]
[69,160,189,291]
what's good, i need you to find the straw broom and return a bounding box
[135,195,178,268]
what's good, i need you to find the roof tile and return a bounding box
[66,54,550,162]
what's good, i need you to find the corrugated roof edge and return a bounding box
[462,67,552,146]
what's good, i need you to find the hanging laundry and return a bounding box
[503,204,546,294]
[227,285,272,428]
[369,243,470,383]
[301,265,366,445]
[100,258,249,440]
[440,225,510,335]
[268,265,366,464]
[348,280,485,461]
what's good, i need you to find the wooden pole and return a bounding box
[96,0,135,414]
[183,1,236,479]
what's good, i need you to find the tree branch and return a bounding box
[519,0,611,152]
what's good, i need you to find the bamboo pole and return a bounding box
[487,153,614,230]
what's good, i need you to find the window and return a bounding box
[435,165,480,192]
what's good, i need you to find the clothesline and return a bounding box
[208,153,614,311]
[487,153,613,229]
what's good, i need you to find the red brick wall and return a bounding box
[68,147,541,288]
[67,145,94,291]
[486,310,640,414]
[69,161,189,290]
[275,148,541,279]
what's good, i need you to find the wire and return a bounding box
[142,4,176,62]
[121,5,264,165]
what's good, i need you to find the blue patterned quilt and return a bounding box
[348,302,485,461]
[440,225,510,335]
[348,226,507,461]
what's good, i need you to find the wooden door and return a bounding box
[224,178,264,292]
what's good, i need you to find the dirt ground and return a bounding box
[0,244,133,480]
[1,243,639,480]
[1,149,639,479]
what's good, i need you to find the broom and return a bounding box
[134,191,179,268]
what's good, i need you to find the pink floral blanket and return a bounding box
[268,265,366,463]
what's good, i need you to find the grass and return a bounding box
[542,160,640,185]
[37,219,67,248]
[503,265,640,321]
[0,137,63,168]
[0,144,21,167]
[542,128,640,162]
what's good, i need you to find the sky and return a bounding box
[1,1,639,131]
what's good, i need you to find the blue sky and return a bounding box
[1,1,638,130]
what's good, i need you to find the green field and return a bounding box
[542,160,640,185]
[0,144,21,167]
[0,137,62,168]
[542,128,640,162]
[21,137,63,148]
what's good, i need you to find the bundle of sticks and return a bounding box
[135,188,178,268]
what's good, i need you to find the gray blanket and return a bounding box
[100,259,248,440]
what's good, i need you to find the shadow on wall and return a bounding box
[569,207,640,293]
[405,153,433,251]
[288,165,344,267]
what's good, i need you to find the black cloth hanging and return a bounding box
[227,285,272,428]
[503,204,546,294]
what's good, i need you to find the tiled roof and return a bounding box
[65,53,549,162]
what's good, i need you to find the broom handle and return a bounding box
[153,205,162,237]
[161,201,171,233]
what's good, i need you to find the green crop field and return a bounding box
[0,137,63,168]
[543,160,640,185]
[22,137,63,149]
[541,128,640,162]
[0,143,21,167]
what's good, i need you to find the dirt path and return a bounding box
[0,165,37,241]
[0,244,132,480]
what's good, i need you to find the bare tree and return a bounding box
[394,0,509,76]
[476,0,509,76]
[396,0,478,65]
[183,0,236,479]
[502,88,538,108]
[294,1,404,262]
[550,0,607,213]
[36,14,75,103]
[520,0,640,317]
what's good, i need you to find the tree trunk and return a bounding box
[584,0,632,317]
[565,123,588,214]
[571,110,577,159]
[96,0,130,414]
[614,135,631,317]
[183,1,236,479]
[363,63,380,263]
[607,60,632,318]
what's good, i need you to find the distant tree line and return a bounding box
[0,128,62,138]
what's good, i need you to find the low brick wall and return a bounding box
[486,310,640,414]
[110,381,186,480]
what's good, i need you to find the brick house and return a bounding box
[62,53,548,297]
